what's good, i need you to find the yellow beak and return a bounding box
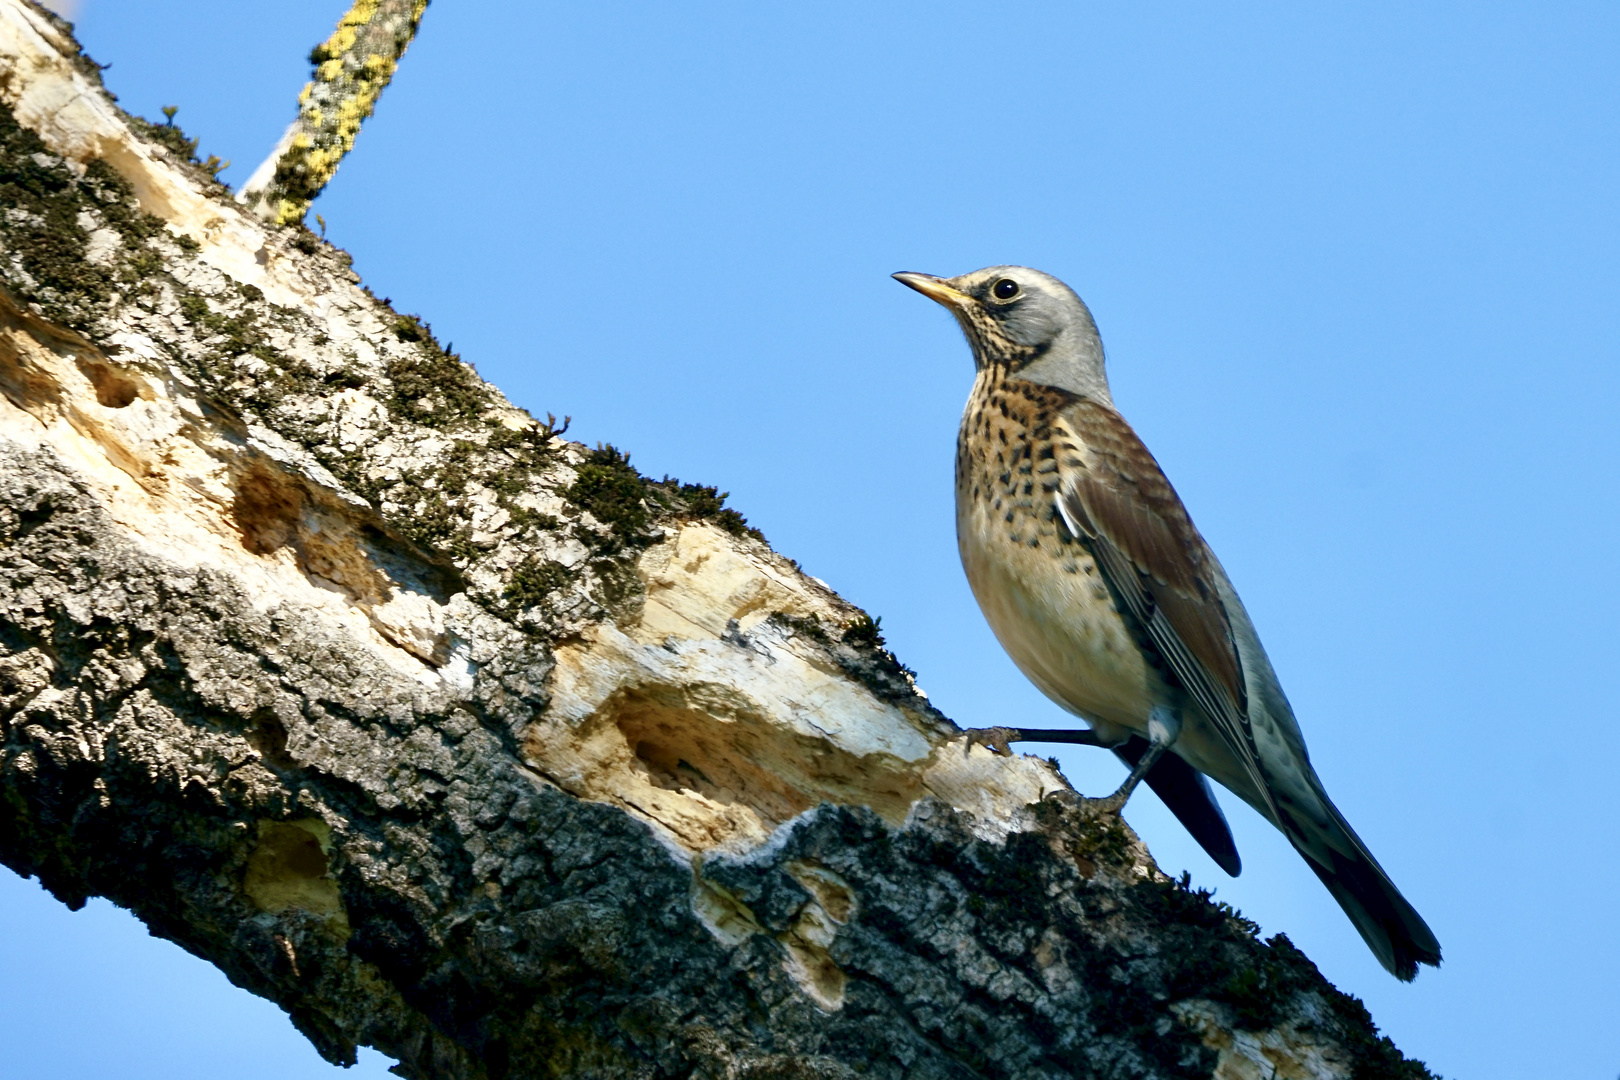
[892,272,973,311]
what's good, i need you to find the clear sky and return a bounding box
[4,2,1618,1077]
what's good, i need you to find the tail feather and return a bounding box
[1289,800,1441,981]
[1195,554,1439,978]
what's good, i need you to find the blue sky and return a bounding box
[5,2,1618,1076]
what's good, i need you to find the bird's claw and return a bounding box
[1079,791,1128,816]
[962,727,1021,757]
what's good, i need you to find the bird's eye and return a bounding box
[991,278,1020,301]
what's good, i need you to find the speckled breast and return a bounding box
[954,368,1169,735]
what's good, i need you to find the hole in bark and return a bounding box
[529,679,928,852]
[485,1038,511,1080]
[75,358,140,407]
[597,686,922,845]
[619,703,816,828]
[248,710,296,770]
[223,466,460,667]
[359,523,464,602]
[9,495,57,540]
[231,466,304,555]
[243,819,345,924]
[778,860,856,1010]
[258,824,326,878]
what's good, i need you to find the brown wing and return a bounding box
[1056,399,1278,815]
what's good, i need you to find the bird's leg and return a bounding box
[1089,706,1182,813]
[964,712,1182,816]
[962,727,1103,756]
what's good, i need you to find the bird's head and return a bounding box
[893,265,1111,403]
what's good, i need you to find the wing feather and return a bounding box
[1051,398,1438,977]
[1057,399,1280,820]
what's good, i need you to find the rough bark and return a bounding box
[0,6,1433,1078]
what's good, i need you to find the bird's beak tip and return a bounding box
[893,271,971,309]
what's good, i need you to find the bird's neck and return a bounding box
[973,356,1112,410]
[976,331,1112,406]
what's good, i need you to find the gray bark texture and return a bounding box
[0,5,1434,1078]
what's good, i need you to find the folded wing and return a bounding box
[1055,398,1441,979]
[1055,399,1279,821]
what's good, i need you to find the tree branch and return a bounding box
[239,0,430,224]
[0,5,1434,1077]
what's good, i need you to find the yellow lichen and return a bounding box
[242,0,432,225]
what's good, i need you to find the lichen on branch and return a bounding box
[239,0,431,225]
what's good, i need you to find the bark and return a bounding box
[0,6,1433,1078]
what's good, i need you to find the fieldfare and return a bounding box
[895,266,1441,981]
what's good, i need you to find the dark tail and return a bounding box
[1290,798,1441,981]
[1115,737,1242,877]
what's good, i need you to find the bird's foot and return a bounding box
[961,727,1023,756]
[1081,723,1171,813]
[1078,769,1152,816]
[1077,789,1130,816]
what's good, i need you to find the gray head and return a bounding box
[893,265,1111,404]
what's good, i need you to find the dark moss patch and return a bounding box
[292,230,321,255]
[1119,872,1440,1077]
[764,611,924,705]
[840,614,885,650]
[1157,926,1310,1033]
[565,445,652,552]
[500,504,559,534]
[177,293,274,359]
[1254,935,1440,1080]
[503,557,575,613]
[124,110,231,189]
[392,313,428,343]
[838,613,918,682]
[957,829,1065,926]
[767,612,830,644]
[647,477,762,542]
[558,441,766,552]
[385,316,493,429]
[0,105,168,331]
[1070,810,1133,872]
[127,112,198,162]
[322,367,367,391]
[396,490,475,564]
[1153,870,1263,938]
[732,610,922,707]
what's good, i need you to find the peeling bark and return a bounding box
[0,5,1434,1078]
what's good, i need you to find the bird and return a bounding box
[894,265,1441,981]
